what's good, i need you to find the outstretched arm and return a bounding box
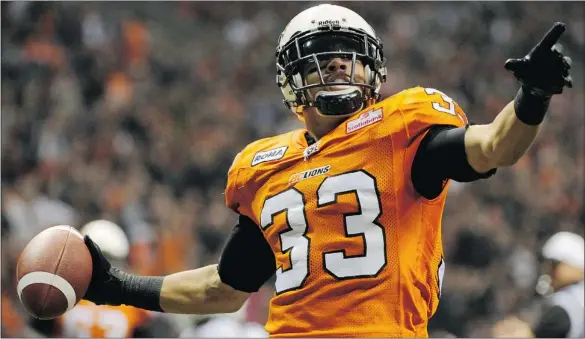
[464,100,539,172]
[412,23,573,198]
[158,264,249,314]
[465,22,572,173]
[83,215,275,315]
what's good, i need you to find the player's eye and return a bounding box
[306,62,328,74]
[288,34,362,64]
[306,64,318,74]
[302,60,322,77]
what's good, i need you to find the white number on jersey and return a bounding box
[438,258,445,297]
[424,88,457,116]
[260,170,387,294]
[260,188,310,294]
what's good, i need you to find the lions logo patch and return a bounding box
[289,165,331,184]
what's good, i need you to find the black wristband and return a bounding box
[117,269,165,312]
[513,86,552,125]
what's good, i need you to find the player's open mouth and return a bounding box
[326,76,353,91]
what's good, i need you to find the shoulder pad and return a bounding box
[224,132,296,212]
[398,87,468,139]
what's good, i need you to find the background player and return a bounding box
[493,231,584,338]
[75,4,574,338]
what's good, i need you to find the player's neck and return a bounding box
[305,128,329,144]
[303,109,347,142]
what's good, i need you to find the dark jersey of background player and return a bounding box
[532,280,584,338]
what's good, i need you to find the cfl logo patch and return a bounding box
[289,165,331,185]
[303,141,321,161]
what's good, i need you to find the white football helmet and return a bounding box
[536,231,584,295]
[80,220,130,262]
[276,4,387,116]
[542,232,584,269]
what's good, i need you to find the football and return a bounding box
[16,225,93,319]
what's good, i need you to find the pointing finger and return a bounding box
[535,22,566,52]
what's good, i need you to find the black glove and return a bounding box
[83,235,125,306]
[84,236,165,311]
[505,22,573,97]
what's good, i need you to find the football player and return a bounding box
[533,232,584,338]
[493,232,583,338]
[80,4,574,337]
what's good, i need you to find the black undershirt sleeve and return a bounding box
[412,125,497,199]
[532,305,571,338]
[217,214,276,293]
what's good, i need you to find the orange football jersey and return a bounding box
[225,87,468,337]
[57,300,150,338]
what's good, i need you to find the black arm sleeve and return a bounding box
[217,214,276,293]
[412,125,497,199]
[532,305,571,338]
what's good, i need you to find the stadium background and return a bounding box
[1,1,583,337]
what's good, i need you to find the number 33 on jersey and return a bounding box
[225,87,466,337]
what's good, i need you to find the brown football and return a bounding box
[16,225,93,319]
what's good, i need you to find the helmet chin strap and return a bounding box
[314,87,364,116]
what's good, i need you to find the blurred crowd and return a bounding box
[1,1,583,337]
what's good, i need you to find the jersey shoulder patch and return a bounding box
[235,131,296,169]
[397,86,468,139]
[225,131,296,212]
[339,92,403,137]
